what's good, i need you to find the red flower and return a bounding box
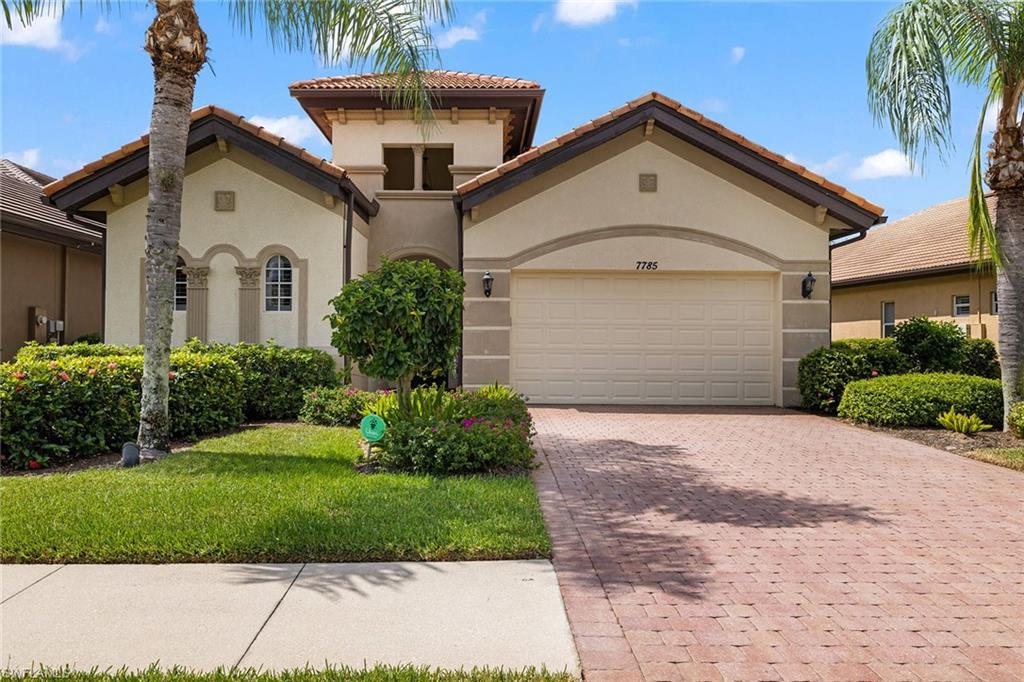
[27,460,42,469]
[58,371,71,382]
[87,368,97,377]
[168,371,177,380]
[107,362,118,370]
[870,369,879,378]
[13,371,26,381]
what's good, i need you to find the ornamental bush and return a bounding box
[961,337,1000,379]
[892,317,966,372]
[182,340,336,420]
[378,416,535,475]
[1007,402,1024,437]
[15,341,142,361]
[797,338,909,413]
[0,352,243,470]
[837,373,1002,427]
[299,386,377,427]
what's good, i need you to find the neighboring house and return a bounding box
[832,195,998,341]
[1,159,104,361]
[43,71,885,406]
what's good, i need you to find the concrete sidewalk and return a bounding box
[1,561,579,675]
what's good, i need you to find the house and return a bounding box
[42,71,885,406]
[1,159,104,361]
[832,195,998,341]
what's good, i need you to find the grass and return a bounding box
[0,424,550,563]
[0,666,575,682]
[967,447,1024,471]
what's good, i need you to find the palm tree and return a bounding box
[867,0,1023,426]
[3,0,453,454]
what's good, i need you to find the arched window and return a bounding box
[174,257,188,311]
[265,255,293,312]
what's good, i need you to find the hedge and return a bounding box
[1,352,244,469]
[797,338,909,413]
[837,373,1003,427]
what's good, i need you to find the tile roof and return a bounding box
[455,91,884,218]
[1,160,104,245]
[43,105,347,197]
[290,70,540,91]
[832,194,997,285]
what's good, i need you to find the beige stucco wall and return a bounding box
[832,271,998,340]
[98,145,348,353]
[366,195,458,269]
[461,127,833,406]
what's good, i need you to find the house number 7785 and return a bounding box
[635,261,659,270]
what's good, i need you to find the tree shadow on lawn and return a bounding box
[537,437,885,600]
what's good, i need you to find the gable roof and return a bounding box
[832,194,996,287]
[289,70,545,160]
[1,159,104,252]
[43,105,378,221]
[455,92,885,234]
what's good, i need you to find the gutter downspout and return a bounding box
[454,196,465,388]
[343,191,355,379]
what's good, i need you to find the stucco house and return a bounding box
[1,159,104,361]
[832,195,998,341]
[42,71,885,406]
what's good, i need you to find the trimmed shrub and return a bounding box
[15,341,141,361]
[378,416,534,475]
[797,338,909,413]
[892,317,966,372]
[838,373,1002,427]
[961,338,1000,379]
[0,352,243,469]
[1008,402,1024,437]
[299,386,376,427]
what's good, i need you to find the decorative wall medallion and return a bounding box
[214,190,236,211]
[639,173,658,192]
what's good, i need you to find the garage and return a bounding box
[510,271,775,404]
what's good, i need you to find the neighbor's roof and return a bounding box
[832,194,997,286]
[290,70,541,91]
[456,91,885,223]
[43,105,347,197]
[1,159,104,251]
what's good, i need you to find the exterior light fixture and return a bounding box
[482,271,494,298]
[801,272,816,299]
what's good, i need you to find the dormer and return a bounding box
[289,71,544,197]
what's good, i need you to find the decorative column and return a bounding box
[183,266,210,341]
[236,266,262,343]
[411,144,425,191]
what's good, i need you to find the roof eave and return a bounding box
[832,263,981,288]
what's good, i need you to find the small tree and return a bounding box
[328,258,464,395]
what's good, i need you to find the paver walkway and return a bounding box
[1,561,578,674]
[532,406,1024,682]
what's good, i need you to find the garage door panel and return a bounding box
[511,272,775,404]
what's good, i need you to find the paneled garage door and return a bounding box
[511,272,776,404]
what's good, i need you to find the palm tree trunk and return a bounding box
[137,0,207,453]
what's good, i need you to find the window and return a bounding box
[991,291,998,314]
[421,147,453,191]
[953,294,971,317]
[382,146,454,191]
[265,255,293,312]
[382,147,415,190]
[174,257,188,311]
[882,301,896,338]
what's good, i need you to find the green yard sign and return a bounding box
[360,414,387,442]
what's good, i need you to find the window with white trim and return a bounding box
[174,257,187,312]
[991,291,998,314]
[265,255,293,312]
[953,294,971,317]
[881,301,896,338]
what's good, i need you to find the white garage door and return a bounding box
[511,272,776,404]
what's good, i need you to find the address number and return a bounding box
[635,261,659,270]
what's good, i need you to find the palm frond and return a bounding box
[227,0,455,124]
[967,84,1000,268]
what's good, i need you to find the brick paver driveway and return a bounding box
[531,407,1024,682]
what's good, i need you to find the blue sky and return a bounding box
[0,1,996,220]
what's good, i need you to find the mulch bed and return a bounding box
[848,421,1019,455]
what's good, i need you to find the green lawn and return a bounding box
[0,666,574,682]
[0,424,550,563]
[967,447,1024,471]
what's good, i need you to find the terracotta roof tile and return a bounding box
[456,91,884,218]
[290,70,540,91]
[832,194,996,284]
[43,105,346,197]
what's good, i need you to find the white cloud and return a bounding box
[0,14,83,60]
[531,13,547,33]
[730,46,745,64]
[616,35,654,48]
[785,152,850,177]
[94,17,114,35]
[554,0,637,27]
[436,10,487,49]
[4,149,41,168]
[248,115,319,146]
[984,101,1000,133]
[850,148,915,180]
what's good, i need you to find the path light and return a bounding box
[801,272,816,299]
[482,271,494,298]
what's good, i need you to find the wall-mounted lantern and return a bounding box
[482,271,494,298]
[801,272,816,299]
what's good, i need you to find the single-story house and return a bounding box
[43,70,885,406]
[832,194,998,341]
[1,159,104,361]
